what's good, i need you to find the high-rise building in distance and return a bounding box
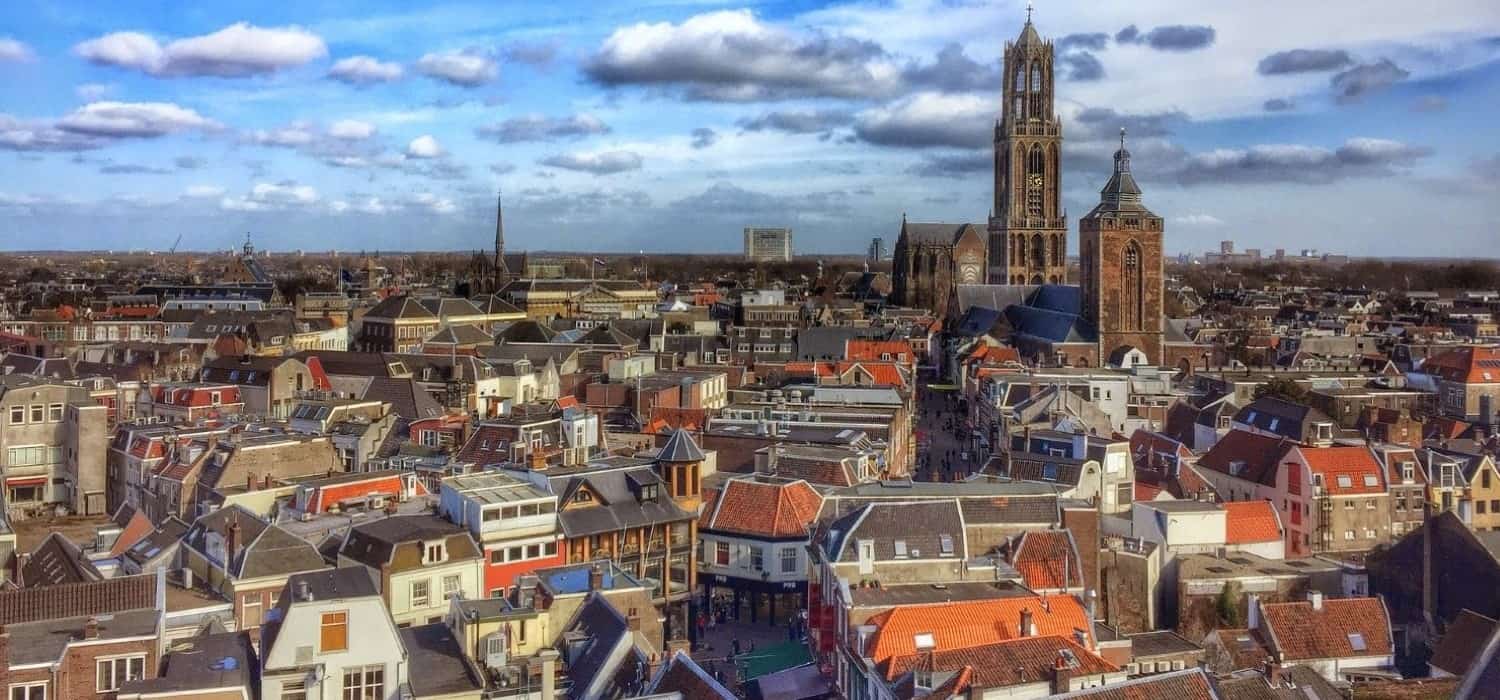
[744,227,792,262]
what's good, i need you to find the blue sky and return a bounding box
[1,0,1497,257]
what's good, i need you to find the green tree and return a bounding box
[1254,377,1310,404]
[1216,580,1244,628]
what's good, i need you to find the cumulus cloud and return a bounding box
[902,43,1001,93]
[853,92,990,149]
[1172,213,1225,226]
[539,150,644,175]
[0,38,35,63]
[1061,52,1105,81]
[220,182,320,211]
[584,10,901,101]
[327,55,403,84]
[245,122,318,147]
[1263,98,1296,112]
[1257,49,1353,75]
[74,23,326,78]
[737,109,853,135]
[328,119,377,140]
[58,101,219,138]
[415,49,498,87]
[906,151,989,178]
[1331,59,1409,103]
[690,127,717,149]
[666,181,851,221]
[1115,24,1216,51]
[1175,137,1431,185]
[410,192,457,214]
[0,114,101,152]
[475,114,610,143]
[1058,33,1109,52]
[405,134,444,158]
[1073,107,1187,140]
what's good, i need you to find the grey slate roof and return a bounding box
[118,631,256,695]
[553,469,694,538]
[340,514,469,569]
[9,608,160,666]
[657,428,705,463]
[366,294,439,321]
[400,623,485,697]
[826,500,967,563]
[237,525,329,579]
[900,221,983,246]
[22,532,104,586]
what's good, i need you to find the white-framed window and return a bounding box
[46,404,62,422]
[443,574,461,599]
[8,683,46,700]
[424,541,446,564]
[412,579,431,607]
[781,546,798,574]
[342,665,384,700]
[97,654,147,692]
[7,406,22,425]
[279,679,306,700]
[750,547,764,571]
[28,404,42,423]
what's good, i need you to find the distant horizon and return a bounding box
[1,1,1497,256]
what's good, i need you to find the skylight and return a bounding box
[1348,632,1366,651]
[894,540,908,558]
[939,534,955,556]
[913,632,936,650]
[1337,475,1353,488]
[1363,474,1378,487]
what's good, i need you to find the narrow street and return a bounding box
[914,370,984,482]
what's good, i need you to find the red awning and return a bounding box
[5,476,46,487]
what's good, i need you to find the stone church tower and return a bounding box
[988,10,1067,285]
[1080,130,1165,365]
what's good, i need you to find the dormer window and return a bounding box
[640,484,658,501]
[424,541,447,564]
[1402,464,1415,483]
[573,490,593,504]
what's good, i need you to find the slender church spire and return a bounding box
[493,189,509,287]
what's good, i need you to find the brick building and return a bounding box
[1079,130,1165,366]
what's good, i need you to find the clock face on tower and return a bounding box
[1029,174,1043,189]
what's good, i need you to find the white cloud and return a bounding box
[539,149,645,175]
[74,23,326,78]
[415,49,498,87]
[1172,213,1225,226]
[0,38,35,63]
[184,185,225,198]
[220,182,320,211]
[328,119,377,140]
[411,192,457,213]
[57,101,219,138]
[245,122,318,147]
[405,134,444,158]
[853,92,991,148]
[328,55,404,84]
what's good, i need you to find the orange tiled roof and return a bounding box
[883,634,1117,683]
[844,340,915,364]
[1260,598,1392,661]
[784,361,836,378]
[835,361,907,387]
[1422,346,1500,384]
[1011,531,1083,590]
[701,479,823,539]
[863,595,1091,666]
[1134,482,1164,501]
[1223,501,1281,544]
[1298,446,1385,495]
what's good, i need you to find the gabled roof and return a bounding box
[1009,530,1083,590]
[22,532,104,587]
[646,649,736,700]
[367,294,439,321]
[700,478,823,539]
[863,595,1092,666]
[1197,430,1293,487]
[1260,597,1392,661]
[1431,610,1498,677]
[237,525,330,579]
[1296,446,1385,496]
[1422,346,1500,384]
[1052,668,1218,699]
[418,296,484,318]
[884,634,1117,686]
[899,221,983,247]
[0,572,157,625]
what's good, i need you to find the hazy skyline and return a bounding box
[1,0,1497,256]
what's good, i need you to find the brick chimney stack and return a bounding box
[588,564,604,591]
[1019,608,1034,637]
[1051,653,1073,694]
[84,617,100,640]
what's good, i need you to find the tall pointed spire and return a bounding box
[493,188,509,287]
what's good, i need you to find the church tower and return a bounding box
[493,189,510,288]
[1080,130,1165,365]
[989,6,1067,285]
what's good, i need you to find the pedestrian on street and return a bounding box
[731,637,741,656]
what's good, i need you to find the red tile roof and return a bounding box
[1223,501,1281,544]
[835,361,908,387]
[700,479,823,539]
[1134,482,1164,501]
[0,574,157,625]
[844,340,916,365]
[1011,530,1083,590]
[1297,446,1385,495]
[1260,597,1392,661]
[1054,668,1217,699]
[883,634,1118,684]
[863,596,1091,666]
[1422,346,1500,384]
[1198,429,1293,487]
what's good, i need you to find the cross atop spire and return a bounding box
[1120,127,1127,151]
[1026,0,1034,23]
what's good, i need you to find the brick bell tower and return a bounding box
[988,4,1068,285]
[1079,129,1165,366]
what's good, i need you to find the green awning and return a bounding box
[737,641,813,680]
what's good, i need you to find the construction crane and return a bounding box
[169,233,182,254]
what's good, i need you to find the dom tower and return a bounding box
[988,9,1067,285]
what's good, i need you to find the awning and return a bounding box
[5,476,46,487]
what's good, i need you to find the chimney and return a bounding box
[226,521,241,561]
[262,474,273,490]
[297,579,313,602]
[1308,590,1323,611]
[588,564,604,591]
[1263,659,1282,687]
[246,472,256,491]
[1247,594,1261,630]
[538,648,559,700]
[84,617,100,640]
[1051,653,1073,694]
[1019,608,1034,637]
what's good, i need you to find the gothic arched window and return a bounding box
[1123,241,1144,331]
[1030,63,1042,91]
[1031,234,1046,269]
[1052,234,1063,267]
[1026,144,1045,218]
